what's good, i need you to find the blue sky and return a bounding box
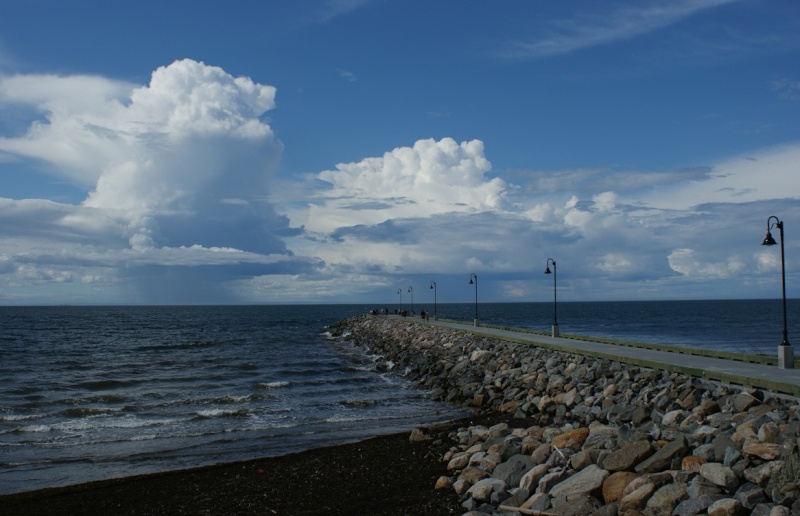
[0,0,798,305]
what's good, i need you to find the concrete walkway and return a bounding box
[400,316,800,398]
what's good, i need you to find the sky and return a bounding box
[0,0,798,305]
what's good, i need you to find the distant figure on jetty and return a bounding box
[420,310,428,320]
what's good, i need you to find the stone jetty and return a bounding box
[334,315,800,516]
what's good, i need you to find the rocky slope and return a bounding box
[335,315,800,516]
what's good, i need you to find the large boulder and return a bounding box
[599,440,652,471]
[491,454,534,488]
[635,435,687,473]
[548,464,609,500]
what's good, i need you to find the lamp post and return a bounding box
[408,286,414,314]
[762,216,793,369]
[469,273,479,326]
[396,288,403,314]
[544,258,559,337]
[429,281,437,320]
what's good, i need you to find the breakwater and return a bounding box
[334,315,800,515]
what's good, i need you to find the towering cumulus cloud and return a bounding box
[306,138,507,233]
[0,60,292,302]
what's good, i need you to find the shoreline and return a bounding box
[4,314,799,515]
[0,412,515,516]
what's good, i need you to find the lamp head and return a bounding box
[544,266,551,274]
[762,231,777,246]
[468,278,473,284]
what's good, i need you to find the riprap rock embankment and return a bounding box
[334,315,800,516]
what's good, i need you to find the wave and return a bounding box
[194,409,251,418]
[339,399,377,408]
[255,381,290,389]
[322,413,410,424]
[62,407,116,417]
[74,379,142,391]
[12,424,52,434]
[0,413,42,422]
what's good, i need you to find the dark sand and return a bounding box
[1,413,514,515]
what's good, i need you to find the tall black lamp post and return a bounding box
[469,273,479,326]
[396,288,403,313]
[429,281,437,320]
[408,286,414,314]
[762,216,793,369]
[544,258,559,337]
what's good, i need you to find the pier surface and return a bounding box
[408,316,800,397]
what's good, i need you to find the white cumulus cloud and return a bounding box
[0,60,299,303]
[302,137,507,233]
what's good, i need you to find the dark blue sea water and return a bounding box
[0,300,796,495]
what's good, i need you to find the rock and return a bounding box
[538,470,567,493]
[713,434,741,462]
[644,482,688,515]
[583,424,618,450]
[447,453,469,470]
[550,427,589,451]
[663,409,690,426]
[723,446,742,467]
[468,451,485,467]
[458,466,490,484]
[694,443,716,461]
[742,441,781,460]
[708,497,745,516]
[500,488,528,508]
[488,422,510,438]
[520,435,540,455]
[452,478,471,496]
[743,460,784,486]
[732,419,758,444]
[682,455,708,473]
[757,421,780,442]
[467,478,507,502]
[550,493,602,514]
[599,439,652,471]
[687,475,724,499]
[434,475,453,490]
[479,452,502,472]
[408,428,431,441]
[530,442,552,464]
[734,481,765,509]
[635,435,687,473]
[549,463,610,499]
[673,493,726,516]
[492,454,534,488]
[569,449,593,470]
[520,492,551,512]
[732,392,760,412]
[695,399,722,417]
[602,471,638,504]
[618,480,656,513]
[700,462,739,490]
[553,387,579,407]
[518,463,550,493]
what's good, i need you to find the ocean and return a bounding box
[0,299,796,495]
